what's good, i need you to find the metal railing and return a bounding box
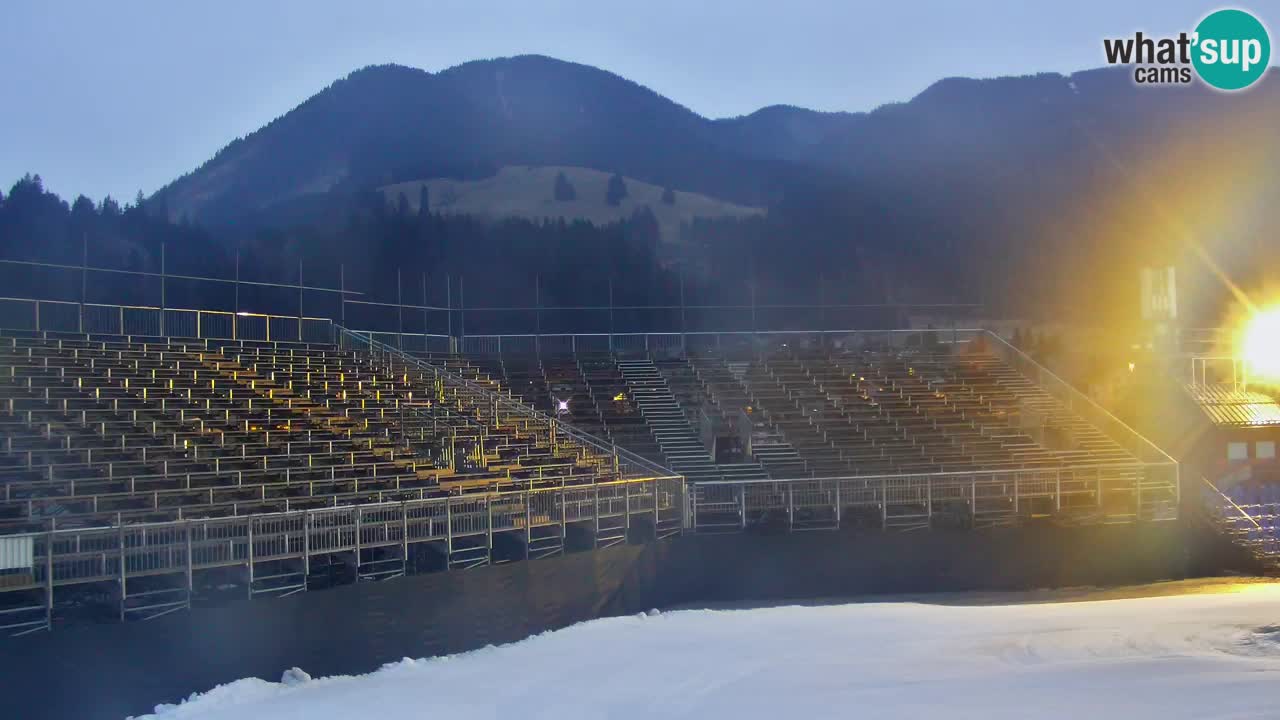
[984,332,1180,472]
[1200,476,1279,564]
[0,316,1197,629]
[0,297,334,344]
[0,475,686,635]
[690,462,1179,533]
[456,327,974,357]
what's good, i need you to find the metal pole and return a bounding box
[246,517,254,598]
[118,521,126,621]
[339,264,346,329]
[298,259,304,341]
[233,249,240,341]
[401,502,409,575]
[80,232,88,334]
[459,276,465,344]
[397,269,404,350]
[185,521,194,602]
[303,513,311,586]
[160,242,166,336]
[45,528,54,628]
[679,269,687,354]
[608,277,614,353]
[535,274,541,356]
[818,272,825,338]
[446,275,453,345]
[422,273,428,351]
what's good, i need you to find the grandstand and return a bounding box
[1176,379,1280,570]
[0,297,1181,635]
[0,323,683,633]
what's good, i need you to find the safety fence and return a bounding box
[0,475,685,636]
[0,298,334,344]
[689,462,1179,533]
[455,327,972,356]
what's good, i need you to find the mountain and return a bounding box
[157,56,803,223]
[710,105,860,163]
[800,68,1280,321]
[151,56,1280,321]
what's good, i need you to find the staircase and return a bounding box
[657,356,769,483]
[617,357,722,483]
[692,356,806,478]
[1202,476,1280,571]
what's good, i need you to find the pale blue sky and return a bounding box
[0,1,1252,202]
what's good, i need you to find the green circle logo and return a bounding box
[1192,9,1271,90]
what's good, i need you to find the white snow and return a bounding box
[135,583,1280,720]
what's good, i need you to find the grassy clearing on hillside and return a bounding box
[381,165,764,242]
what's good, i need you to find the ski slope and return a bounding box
[136,582,1280,720]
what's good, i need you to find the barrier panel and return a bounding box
[690,463,1178,533]
[0,298,335,344]
[0,475,687,633]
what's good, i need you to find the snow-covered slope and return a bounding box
[136,583,1280,720]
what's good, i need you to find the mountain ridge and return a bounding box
[148,55,1280,321]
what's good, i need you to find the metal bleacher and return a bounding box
[0,328,684,634]
[400,332,1179,532]
[0,322,1182,635]
[1203,479,1280,567]
[711,348,1139,478]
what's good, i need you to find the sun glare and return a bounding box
[1241,307,1280,383]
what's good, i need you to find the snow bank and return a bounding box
[134,585,1280,720]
